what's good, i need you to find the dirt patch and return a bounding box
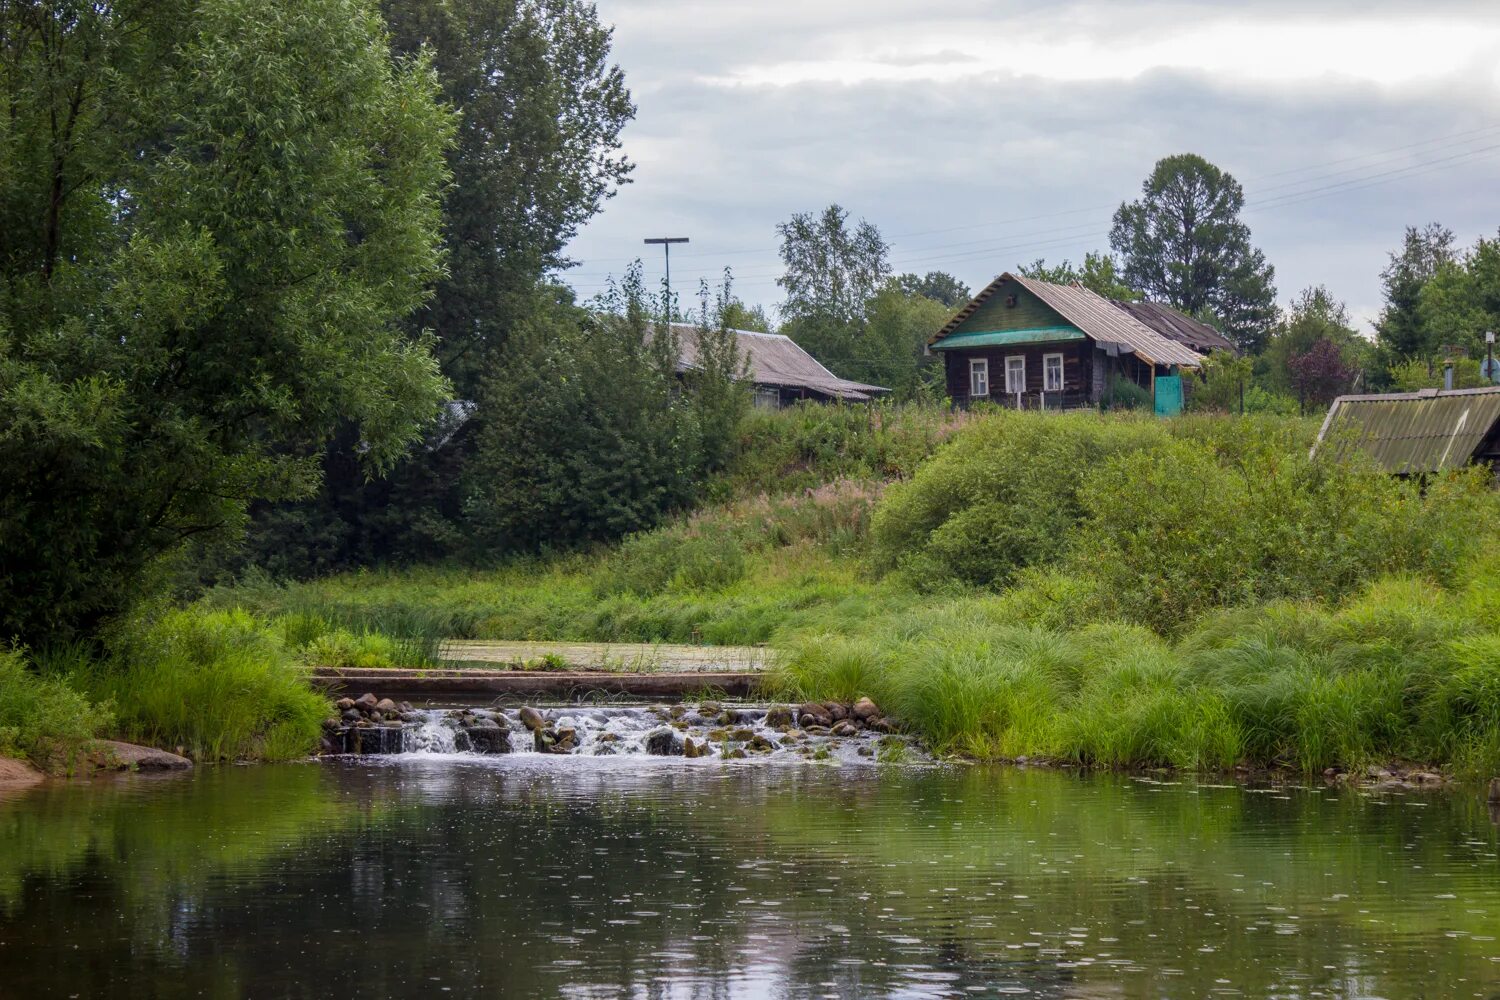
[0,756,46,794]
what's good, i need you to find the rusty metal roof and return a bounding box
[932,273,1204,368]
[1112,300,1238,355]
[1313,386,1500,473]
[671,324,888,401]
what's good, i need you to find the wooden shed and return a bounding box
[671,324,887,408]
[929,273,1205,409]
[1313,386,1500,474]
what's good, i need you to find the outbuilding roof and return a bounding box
[931,273,1204,368]
[671,324,888,401]
[1313,385,1500,474]
[1112,300,1238,356]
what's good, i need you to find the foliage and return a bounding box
[462,265,747,553]
[48,609,328,762]
[1418,230,1500,363]
[1189,351,1254,413]
[1287,339,1356,410]
[0,0,454,645]
[1110,153,1278,353]
[0,649,110,771]
[1261,286,1373,395]
[776,204,890,329]
[1387,357,1489,392]
[382,0,634,397]
[1017,251,1139,301]
[893,271,971,308]
[1375,222,1456,365]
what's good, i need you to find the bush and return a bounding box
[0,650,111,771]
[58,610,328,762]
[597,529,748,597]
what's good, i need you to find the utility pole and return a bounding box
[1486,330,1497,384]
[643,236,689,321]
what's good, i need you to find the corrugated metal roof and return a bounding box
[1112,300,1238,355]
[931,273,1204,368]
[929,326,1086,350]
[671,324,888,401]
[1313,386,1500,473]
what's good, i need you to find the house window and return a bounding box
[1043,353,1064,392]
[968,358,989,397]
[1005,356,1025,394]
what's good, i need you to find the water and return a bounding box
[3,755,1500,997]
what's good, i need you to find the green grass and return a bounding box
[0,649,112,772]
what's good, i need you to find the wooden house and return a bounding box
[671,324,888,408]
[929,273,1207,409]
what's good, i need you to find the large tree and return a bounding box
[1110,154,1278,353]
[1018,251,1139,301]
[894,271,971,308]
[776,204,890,329]
[1261,286,1373,395]
[382,0,635,398]
[0,0,453,644]
[1374,223,1456,364]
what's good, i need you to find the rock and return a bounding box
[89,740,192,771]
[803,725,831,737]
[341,708,361,722]
[533,729,567,754]
[724,747,748,760]
[764,705,794,728]
[1411,771,1443,784]
[399,701,414,713]
[518,706,546,732]
[556,727,579,751]
[824,702,848,722]
[374,698,398,714]
[593,743,617,756]
[597,732,621,743]
[852,697,880,721]
[645,728,684,756]
[749,734,775,752]
[797,703,832,728]
[463,727,512,754]
[831,720,860,738]
[866,717,896,734]
[1015,755,1030,765]
[668,705,687,719]
[684,738,705,759]
[729,727,756,742]
[707,728,729,741]
[698,701,722,717]
[0,757,45,792]
[322,717,342,731]
[335,697,356,711]
[671,720,690,731]
[857,745,874,758]
[470,716,500,730]
[353,692,379,712]
[381,719,403,728]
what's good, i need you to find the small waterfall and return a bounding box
[402,712,459,754]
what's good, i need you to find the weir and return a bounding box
[326,701,917,763]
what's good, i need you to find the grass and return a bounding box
[0,649,112,772]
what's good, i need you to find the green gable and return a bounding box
[936,277,1086,347]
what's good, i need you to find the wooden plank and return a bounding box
[310,669,764,703]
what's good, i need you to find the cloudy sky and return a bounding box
[560,1,1500,331]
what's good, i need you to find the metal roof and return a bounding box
[931,273,1204,368]
[1112,300,1238,355]
[1313,385,1500,474]
[929,326,1087,350]
[671,324,888,401]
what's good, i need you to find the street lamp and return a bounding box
[644,237,689,321]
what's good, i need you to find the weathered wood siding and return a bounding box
[945,341,1092,405]
[950,276,1061,337]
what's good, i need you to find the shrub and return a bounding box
[0,650,111,771]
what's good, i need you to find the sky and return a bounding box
[559,1,1500,333]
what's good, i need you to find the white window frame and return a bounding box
[1004,355,1026,395]
[968,358,989,397]
[1043,352,1065,392]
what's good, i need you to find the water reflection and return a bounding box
[1,759,1499,997]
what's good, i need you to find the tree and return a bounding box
[776,205,890,329]
[0,0,454,645]
[382,0,635,398]
[1261,286,1373,395]
[894,271,971,308]
[720,299,772,333]
[1110,154,1278,353]
[1018,251,1140,301]
[1288,340,1355,411]
[462,264,746,551]
[1375,223,1455,364]
[1417,231,1500,362]
[855,283,953,399]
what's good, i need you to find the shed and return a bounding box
[1313,386,1500,474]
[671,324,888,408]
[930,273,1204,409]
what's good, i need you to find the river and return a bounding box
[1,753,1498,997]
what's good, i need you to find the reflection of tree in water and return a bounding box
[0,761,1499,997]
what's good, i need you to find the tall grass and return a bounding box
[46,610,328,762]
[0,649,112,771]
